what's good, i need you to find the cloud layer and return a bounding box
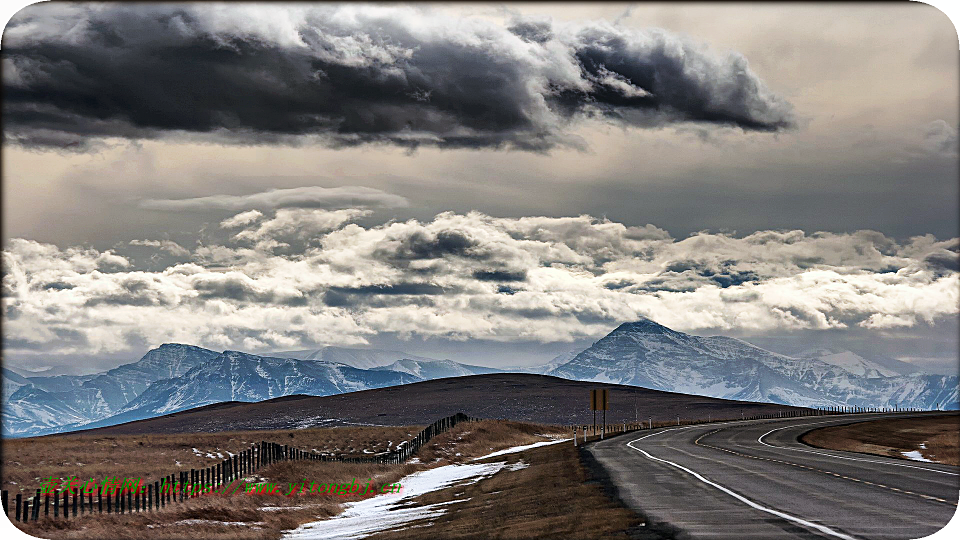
[3,209,956,356]
[140,186,409,211]
[3,4,793,151]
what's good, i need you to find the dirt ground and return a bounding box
[801,413,960,466]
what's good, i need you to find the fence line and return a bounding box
[3,412,477,523]
[567,405,930,443]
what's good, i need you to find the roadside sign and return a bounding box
[591,389,609,410]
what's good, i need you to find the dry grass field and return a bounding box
[2,425,421,496]
[367,441,646,540]
[801,413,960,466]
[4,420,574,539]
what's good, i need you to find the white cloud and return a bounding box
[128,239,190,256]
[140,185,409,211]
[220,210,263,229]
[922,120,958,158]
[2,212,957,356]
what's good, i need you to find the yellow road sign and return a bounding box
[591,389,609,410]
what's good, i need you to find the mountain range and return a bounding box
[1,345,500,437]
[548,319,957,410]
[3,319,957,437]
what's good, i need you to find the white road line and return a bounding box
[625,438,862,540]
[757,423,959,477]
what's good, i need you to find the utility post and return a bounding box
[602,389,608,440]
[591,389,598,437]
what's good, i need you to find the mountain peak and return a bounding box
[155,343,204,350]
[612,318,672,335]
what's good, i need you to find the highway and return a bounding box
[586,414,959,540]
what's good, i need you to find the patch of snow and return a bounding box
[902,450,933,462]
[470,439,570,461]
[284,461,512,540]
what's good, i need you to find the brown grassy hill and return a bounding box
[58,374,809,436]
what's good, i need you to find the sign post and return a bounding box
[591,389,609,440]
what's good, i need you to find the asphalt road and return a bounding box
[587,414,959,540]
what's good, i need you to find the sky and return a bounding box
[2,2,958,374]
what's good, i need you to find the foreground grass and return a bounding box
[801,413,960,466]
[5,420,569,539]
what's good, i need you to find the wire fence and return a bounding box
[2,412,478,522]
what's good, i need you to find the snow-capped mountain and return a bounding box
[3,345,484,437]
[547,318,958,410]
[2,368,30,397]
[2,344,220,436]
[794,348,914,378]
[5,321,955,437]
[372,358,499,379]
[269,346,441,370]
[2,385,91,436]
[71,351,422,431]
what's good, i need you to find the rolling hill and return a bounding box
[59,373,808,436]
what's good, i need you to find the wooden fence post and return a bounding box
[15,493,21,522]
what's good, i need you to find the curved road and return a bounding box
[587,413,959,540]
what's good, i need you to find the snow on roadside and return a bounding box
[283,461,512,540]
[470,438,570,461]
[902,450,933,462]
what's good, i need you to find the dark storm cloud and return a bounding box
[322,283,446,308]
[382,230,482,261]
[84,277,173,307]
[40,281,75,291]
[472,269,528,282]
[924,251,960,273]
[191,274,307,305]
[663,260,759,288]
[556,25,793,132]
[507,19,554,44]
[329,283,447,296]
[3,5,793,151]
